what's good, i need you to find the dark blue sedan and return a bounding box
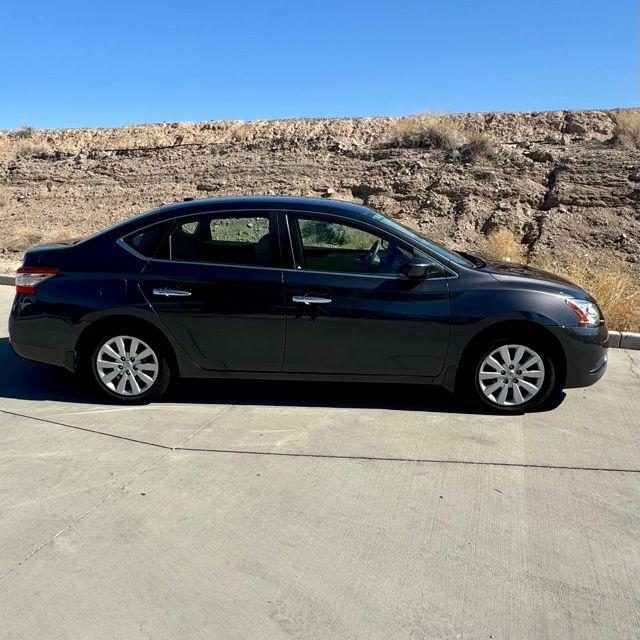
[9,197,608,412]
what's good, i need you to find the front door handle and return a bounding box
[292,295,332,305]
[153,288,192,297]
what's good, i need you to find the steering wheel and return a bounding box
[363,239,382,272]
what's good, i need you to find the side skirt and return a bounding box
[181,369,436,385]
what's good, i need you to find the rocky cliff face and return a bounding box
[0,109,638,274]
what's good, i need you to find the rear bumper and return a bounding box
[549,324,608,388]
[9,339,75,371]
[9,294,76,372]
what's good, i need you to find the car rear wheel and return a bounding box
[466,339,557,413]
[89,333,171,403]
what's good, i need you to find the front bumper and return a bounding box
[549,323,609,388]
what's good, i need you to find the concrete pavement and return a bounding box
[1,284,639,639]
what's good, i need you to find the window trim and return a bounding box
[119,220,174,260]
[117,236,149,260]
[118,207,458,279]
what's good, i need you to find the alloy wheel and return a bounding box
[95,335,159,396]
[478,344,545,407]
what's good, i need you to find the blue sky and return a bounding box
[0,0,637,129]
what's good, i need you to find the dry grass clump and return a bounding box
[15,145,49,159]
[482,230,639,331]
[229,122,256,143]
[481,229,526,262]
[459,132,497,162]
[4,226,81,252]
[5,227,43,251]
[389,114,498,162]
[612,110,640,148]
[582,270,638,332]
[389,114,462,150]
[45,228,83,244]
[16,123,35,138]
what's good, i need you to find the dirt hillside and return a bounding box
[0,109,638,275]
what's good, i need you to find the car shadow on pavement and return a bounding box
[0,338,90,403]
[168,377,464,413]
[0,338,564,414]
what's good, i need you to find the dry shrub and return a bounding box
[581,269,638,332]
[6,227,43,251]
[481,229,526,263]
[230,122,253,142]
[16,123,35,138]
[459,132,497,163]
[3,226,81,252]
[15,145,49,159]
[612,110,640,148]
[389,114,462,150]
[533,256,639,332]
[44,228,82,244]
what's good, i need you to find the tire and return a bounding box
[462,337,558,414]
[88,332,171,404]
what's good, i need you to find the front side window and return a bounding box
[162,213,274,267]
[292,216,412,275]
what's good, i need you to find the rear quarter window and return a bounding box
[123,222,171,258]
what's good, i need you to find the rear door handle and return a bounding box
[153,288,192,297]
[292,295,332,305]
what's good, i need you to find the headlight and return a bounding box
[565,297,601,325]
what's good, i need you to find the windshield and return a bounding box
[369,212,475,268]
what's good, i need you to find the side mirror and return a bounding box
[400,257,443,280]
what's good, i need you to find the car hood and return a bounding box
[479,259,590,298]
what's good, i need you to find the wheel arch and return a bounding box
[455,319,567,392]
[74,314,179,376]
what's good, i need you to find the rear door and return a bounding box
[138,210,286,372]
[280,212,451,377]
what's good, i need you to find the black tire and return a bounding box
[462,337,558,414]
[87,331,171,404]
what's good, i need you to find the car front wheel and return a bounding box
[89,333,171,403]
[469,339,557,413]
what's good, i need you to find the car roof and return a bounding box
[99,196,382,240]
[149,196,376,219]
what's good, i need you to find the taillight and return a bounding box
[15,267,59,294]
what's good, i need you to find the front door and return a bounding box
[139,210,286,372]
[281,213,450,377]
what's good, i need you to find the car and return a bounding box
[9,196,608,412]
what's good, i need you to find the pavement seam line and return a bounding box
[2,407,639,475]
[0,408,172,450]
[0,450,170,581]
[626,350,640,381]
[0,405,234,581]
[173,446,640,474]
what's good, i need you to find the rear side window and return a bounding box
[123,221,171,258]
[163,213,275,267]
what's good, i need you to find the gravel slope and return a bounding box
[0,109,638,274]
